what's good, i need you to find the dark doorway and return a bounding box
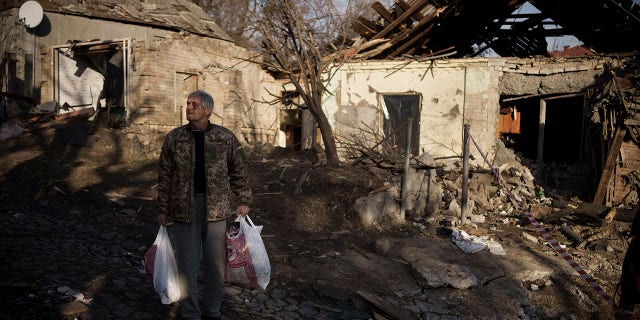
[543,96,584,164]
[280,109,301,151]
[381,94,421,155]
[499,95,584,165]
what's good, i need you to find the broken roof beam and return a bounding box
[606,0,640,24]
[354,40,395,59]
[427,0,447,6]
[349,38,390,57]
[493,28,569,37]
[502,92,583,102]
[373,0,431,40]
[394,0,425,21]
[386,5,451,58]
[401,37,431,57]
[352,17,383,39]
[387,24,434,58]
[417,45,456,59]
[508,13,546,32]
[372,2,397,25]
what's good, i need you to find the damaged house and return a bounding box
[0,0,283,150]
[322,0,640,209]
[2,0,640,208]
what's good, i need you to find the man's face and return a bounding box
[186,96,210,122]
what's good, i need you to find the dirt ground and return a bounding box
[0,120,637,320]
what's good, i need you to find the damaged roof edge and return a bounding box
[44,10,233,43]
[2,1,233,43]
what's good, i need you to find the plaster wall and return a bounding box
[324,59,498,167]
[323,56,627,167]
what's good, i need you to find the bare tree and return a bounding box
[190,0,388,50]
[190,0,260,48]
[190,0,393,166]
[322,0,389,47]
[257,0,341,166]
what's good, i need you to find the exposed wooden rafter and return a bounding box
[343,0,640,60]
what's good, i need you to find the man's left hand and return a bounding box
[236,205,249,218]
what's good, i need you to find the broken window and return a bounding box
[53,39,131,127]
[0,52,34,97]
[380,94,421,156]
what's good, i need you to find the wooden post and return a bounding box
[593,127,626,205]
[461,124,470,225]
[536,99,546,179]
[106,103,111,128]
[400,119,413,223]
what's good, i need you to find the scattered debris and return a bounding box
[451,228,505,255]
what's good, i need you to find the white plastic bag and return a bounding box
[226,215,271,289]
[145,226,180,304]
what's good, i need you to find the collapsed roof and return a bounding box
[348,0,640,59]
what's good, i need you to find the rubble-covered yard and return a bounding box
[0,118,637,320]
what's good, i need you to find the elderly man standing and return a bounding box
[157,89,251,320]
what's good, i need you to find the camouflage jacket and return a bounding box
[157,122,251,222]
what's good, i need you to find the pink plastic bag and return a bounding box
[144,244,157,279]
[226,215,270,289]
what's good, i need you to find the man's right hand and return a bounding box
[157,214,167,226]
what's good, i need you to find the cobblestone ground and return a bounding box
[0,124,356,319]
[0,194,340,320]
[0,127,634,320]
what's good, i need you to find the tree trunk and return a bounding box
[307,91,339,167]
[315,110,340,167]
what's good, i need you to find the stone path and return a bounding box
[0,153,627,320]
[0,200,337,320]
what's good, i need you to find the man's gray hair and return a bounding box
[188,90,214,112]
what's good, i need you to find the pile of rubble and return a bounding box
[0,99,121,142]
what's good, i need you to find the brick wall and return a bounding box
[129,34,280,145]
[493,56,617,74]
[491,56,630,96]
[36,32,280,150]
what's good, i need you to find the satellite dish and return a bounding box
[19,1,44,29]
